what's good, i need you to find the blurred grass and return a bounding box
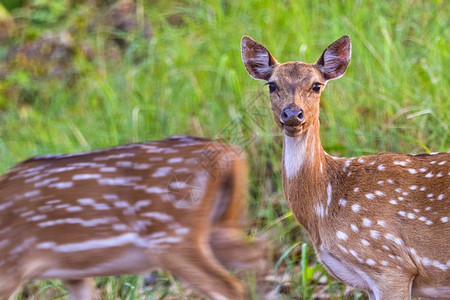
[1,0,449,299]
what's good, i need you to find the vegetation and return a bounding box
[0,0,448,298]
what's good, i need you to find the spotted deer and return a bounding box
[241,35,449,299]
[0,136,267,300]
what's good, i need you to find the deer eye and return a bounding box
[267,82,277,93]
[312,82,322,92]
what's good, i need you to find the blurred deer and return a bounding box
[0,136,267,300]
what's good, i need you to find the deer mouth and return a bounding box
[282,124,304,137]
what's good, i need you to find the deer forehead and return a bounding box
[270,62,323,88]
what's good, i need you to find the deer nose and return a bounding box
[281,105,304,126]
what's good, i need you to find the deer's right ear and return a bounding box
[241,36,278,81]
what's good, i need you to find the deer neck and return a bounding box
[282,119,337,243]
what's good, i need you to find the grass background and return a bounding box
[0,0,448,299]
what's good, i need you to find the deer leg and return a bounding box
[369,274,412,300]
[210,227,268,275]
[65,278,93,300]
[0,267,23,300]
[157,243,247,300]
[0,280,21,300]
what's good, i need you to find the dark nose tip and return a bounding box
[281,105,304,126]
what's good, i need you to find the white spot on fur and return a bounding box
[366,259,376,266]
[336,231,348,240]
[175,227,190,235]
[350,224,359,232]
[27,214,47,222]
[66,206,83,212]
[361,239,370,246]
[34,178,60,188]
[326,184,332,207]
[100,167,117,172]
[116,161,133,168]
[365,193,375,199]
[73,174,101,180]
[395,238,404,245]
[370,230,380,239]
[338,244,348,254]
[48,182,73,189]
[385,233,395,241]
[146,187,167,194]
[394,161,408,166]
[377,220,386,227]
[168,157,184,164]
[408,169,417,174]
[375,190,385,197]
[98,177,141,186]
[314,203,325,218]
[339,198,347,207]
[351,204,361,213]
[152,167,173,178]
[94,153,135,161]
[362,218,372,227]
[169,181,188,189]
[38,217,117,228]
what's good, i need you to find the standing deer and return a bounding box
[241,35,449,299]
[0,136,267,300]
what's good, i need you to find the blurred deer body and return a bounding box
[241,35,449,299]
[0,136,266,300]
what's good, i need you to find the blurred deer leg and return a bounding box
[210,227,268,275]
[66,278,93,300]
[158,243,247,300]
[0,265,22,300]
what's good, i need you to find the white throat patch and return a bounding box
[284,134,308,179]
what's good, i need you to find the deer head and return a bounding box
[241,35,351,137]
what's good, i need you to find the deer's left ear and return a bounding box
[241,36,278,81]
[315,35,351,81]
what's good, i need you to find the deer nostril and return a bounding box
[297,109,304,121]
[281,106,304,125]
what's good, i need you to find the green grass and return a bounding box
[1,0,449,299]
